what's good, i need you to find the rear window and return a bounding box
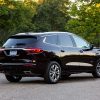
[44,35,57,45]
[3,36,37,48]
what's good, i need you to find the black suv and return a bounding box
[0,32,100,84]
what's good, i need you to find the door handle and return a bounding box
[79,50,83,53]
[61,50,65,52]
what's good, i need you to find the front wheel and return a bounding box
[5,75,22,82]
[92,60,100,78]
[44,61,61,84]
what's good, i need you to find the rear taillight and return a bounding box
[24,48,43,54]
[0,48,4,52]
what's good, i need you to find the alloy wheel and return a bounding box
[96,62,100,75]
[49,64,61,82]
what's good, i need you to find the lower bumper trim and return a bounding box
[0,63,36,66]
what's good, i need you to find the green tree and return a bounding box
[0,0,37,45]
[65,1,100,47]
[32,0,70,32]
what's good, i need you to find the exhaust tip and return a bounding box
[24,71,32,75]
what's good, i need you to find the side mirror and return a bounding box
[83,44,94,51]
[90,44,94,50]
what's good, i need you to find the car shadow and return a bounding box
[19,74,98,84]
[0,74,98,85]
[60,75,97,83]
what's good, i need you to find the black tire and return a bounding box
[92,60,100,78]
[5,75,22,82]
[44,61,61,84]
[61,73,71,79]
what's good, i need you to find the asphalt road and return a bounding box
[0,73,100,100]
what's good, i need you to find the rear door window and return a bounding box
[44,35,57,45]
[58,34,74,47]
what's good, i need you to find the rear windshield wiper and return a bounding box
[16,43,26,46]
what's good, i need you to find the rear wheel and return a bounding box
[5,75,22,82]
[92,60,100,78]
[44,61,61,84]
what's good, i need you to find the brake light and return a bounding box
[24,48,43,54]
[0,48,4,52]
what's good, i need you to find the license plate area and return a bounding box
[10,50,17,56]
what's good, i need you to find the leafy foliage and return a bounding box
[32,0,70,32]
[65,1,100,46]
[0,0,100,47]
[0,0,37,45]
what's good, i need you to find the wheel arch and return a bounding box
[95,57,100,65]
[50,57,62,67]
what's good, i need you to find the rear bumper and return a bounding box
[0,62,41,76]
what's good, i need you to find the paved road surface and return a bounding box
[0,73,100,100]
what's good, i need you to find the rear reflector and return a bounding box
[24,48,43,54]
[0,48,4,52]
[0,48,4,51]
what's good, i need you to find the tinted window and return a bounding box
[58,34,73,47]
[3,36,37,48]
[45,35,57,45]
[72,35,89,48]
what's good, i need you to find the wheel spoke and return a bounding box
[56,70,60,75]
[51,65,55,71]
[51,73,55,79]
[13,76,19,79]
[54,74,57,80]
[49,70,54,75]
[54,65,57,71]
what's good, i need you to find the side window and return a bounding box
[44,35,57,45]
[58,34,74,47]
[72,35,89,48]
